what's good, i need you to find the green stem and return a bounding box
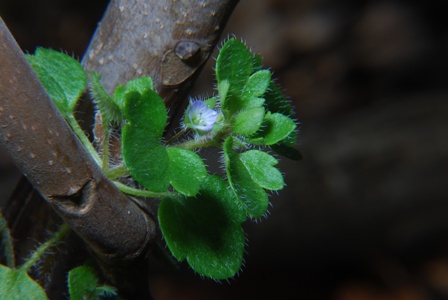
[67,114,102,166]
[113,181,175,198]
[165,128,188,145]
[104,164,128,180]
[19,223,70,272]
[0,212,15,268]
[175,138,220,150]
[175,128,230,150]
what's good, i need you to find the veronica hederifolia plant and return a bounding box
[20,38,300,282]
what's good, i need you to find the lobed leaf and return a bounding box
[231,106,265,137]
[167,147,207,196]
[223,137,269,218]
[216,38,253,94]
[158,175,245,280]
[123,90,167,138]
[239,150,284,190]
[248,112,297,146]
[122,90,169,192]
[125,77,154,94]
[242,70,271,101]
[27,48,86,117]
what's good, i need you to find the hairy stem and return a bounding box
[114,181,175,199]
[67,115,102,166]
[104,164,128,180]
[19,223,70,272]
[175,128,230,150]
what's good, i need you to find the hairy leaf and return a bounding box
[90,72,123,123]
[27,48,86,117]
[249,112,297,146]
[242,70,271,101]
[239,150,284,190]
[159,175,245,280]
[216,38,253,94]
[167,147,207,196]
[231,106,265,137]
[122,90,169,192]
[0,265,48,300]
[223,137,269,218]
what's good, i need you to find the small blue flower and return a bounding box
[188,100,218,131]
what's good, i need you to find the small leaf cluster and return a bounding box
[26,38,300,281]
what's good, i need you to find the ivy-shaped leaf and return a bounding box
[112,76,154,111]
[125,77,154,94]
[231,106,265,137]
[27,48,86,117]
[242,70,271,101]
[167,147,207,196]
[239,150,284,190]
[122,90,169,192]
[248,112,297,146]
[0,265,48,300]
[158,175,245,280]
[223,137,269,219]
[216,38,253,94]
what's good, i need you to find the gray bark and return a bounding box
[0,0,238,297]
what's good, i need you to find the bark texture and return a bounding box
[1,0,239,298]
[0,17,155,264]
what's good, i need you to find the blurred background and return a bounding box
[1,0,448,299]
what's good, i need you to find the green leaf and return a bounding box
[249,112,297,146]
[123,90,167,138]
[204,97,217,109]
[217,80,230,107]
[0,265,48,300]
[223,137,269,218]
[125,76,154,94]
[264,82,294,116]
[158,175,245,280]
[90,72,123,124]
[242,70,271,100]
[27,48,86,117]
[113,85,126,111]
[122,131,169,192]
[122,90,169,192]
[231,106,265,137]
[67,265,98,300]
[239,150,284,190]
[112,77,153,112]
[167,147,207,196]
[216,38,253,103]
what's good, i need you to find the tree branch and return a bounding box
[1,0,239,296]
[82,0,239,123]
[0,18,155,264]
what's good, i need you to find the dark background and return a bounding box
[1,0,448,299]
